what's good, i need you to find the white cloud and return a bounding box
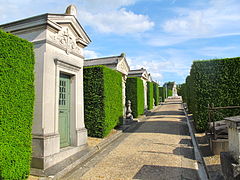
[0,0,154,35]
[163,10,211,36]
[84,49,99,59]
[151,72,163,79]
[149,0,240,46]
[163,0,240,37]
[78,7,154,35]
[129,51,190,83]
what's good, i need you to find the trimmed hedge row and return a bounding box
[185,76,193,113]
[159,86,167,102]
[126,77,144,118]
[184,58,240,132]
[159,87,163,102]
[167,89,173,97]
[147,82,154,110]
[153,82,159,106]
[84,65,123,138]
[177,83,186,102]
[0,30,35,179]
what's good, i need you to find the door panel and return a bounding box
[59,74,71,148]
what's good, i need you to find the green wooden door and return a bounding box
[59,74,71,148]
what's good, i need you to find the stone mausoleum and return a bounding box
[0,5,91,176]
[128,68,152,110]
[84,53,130,118]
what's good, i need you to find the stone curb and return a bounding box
[51,105,162,179]
[182,103,209,180]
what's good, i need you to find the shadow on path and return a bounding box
[124,118,190,136]
[150,110,185,116]
[138,138,194,160]
[133,165,198,180]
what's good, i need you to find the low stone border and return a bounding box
[182,103,209,180]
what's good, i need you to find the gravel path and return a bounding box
[63,99,198,180]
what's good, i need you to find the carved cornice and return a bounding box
[54,59,81,72]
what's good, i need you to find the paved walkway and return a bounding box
[63,99,198,180]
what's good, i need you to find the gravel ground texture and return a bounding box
[63,99,198,180]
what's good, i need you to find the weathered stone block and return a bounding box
[220,152,240,180]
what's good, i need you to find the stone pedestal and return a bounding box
[220,116,240,179]
[210,138,228,155]
[225,116,240,163]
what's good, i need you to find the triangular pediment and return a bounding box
[142,71,149,80]
[116,57,130,75]
[48,14,91,47]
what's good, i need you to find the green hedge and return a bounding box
[153,82,159,106]
[84,65,123,138]
[147,82,154,110]
[186,58,240,132]
[0,30,35,179]
[159,86,167,102]
[126,77,144,118]
[159,87,163,102]
[185,76,193,113]
[177,83,186,102]
[167,89,172,97]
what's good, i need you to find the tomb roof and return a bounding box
[84,53,130,75]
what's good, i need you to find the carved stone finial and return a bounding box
[65,5,78,17]
[120,53,126,57]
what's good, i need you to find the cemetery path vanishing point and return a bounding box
[63,99,198,180]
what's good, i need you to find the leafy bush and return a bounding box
[0,30,35,179]
[147,82,154,110]
[186,58,240,132]
[84,65,123,138]
[153,82,159,106]
[126,77,144,118]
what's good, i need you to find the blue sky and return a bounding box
[1,0,240,85]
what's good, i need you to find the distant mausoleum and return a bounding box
[128,68,152,110]
[84,53,130,117]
